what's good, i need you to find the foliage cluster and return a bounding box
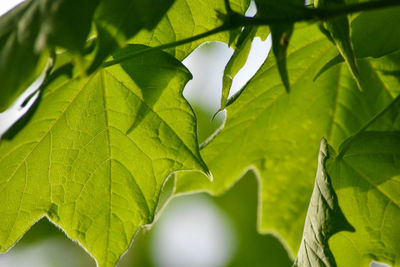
[0,0,400,266]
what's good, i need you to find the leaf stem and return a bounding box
[243,0,400,25]
[103,0,400,68]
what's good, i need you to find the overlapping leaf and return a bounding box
[0,0,178,111]
[326,131,400,266]
[294,139,354,267]
[315,6,400,79]
[254,0,310,92]
[129,0,250,61]
[176,23,400,255]
[221,26,258,109]
[316,0,362,90]
[0,46,208,267]
[295,126,400,267]
[89,0,175,71]
[220,26,270,109]
[0,0,99,111]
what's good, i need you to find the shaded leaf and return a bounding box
[326,131,400,266]
[324,93,400,266]
[89,0,175,72]
[293,138,354,267]
[129,0,250,61]
[270,24,293,92]
[316,0,362,90]
[254,0,309,92]
[0,0,100,111]
[0,45,207,267]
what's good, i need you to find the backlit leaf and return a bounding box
[327,131,400,266]
[0,46,207,267]
[176,23,400,256]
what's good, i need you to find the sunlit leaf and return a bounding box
[351,7,400,58]
[0,46,207,267]
[176,23,400,256]
[327,131,400,266]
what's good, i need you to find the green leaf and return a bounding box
[0,0,100,111]
[129,0,250,61]
[327,133,400,266]
[89,0,175,72]
[314,5,400,82]
[221,25,271,108]
[325,97,400,265]
[0,0,98,112]
[293,138,354,267]
[270,24,294,92]
[221,26,258,109]
[214,172,293,267]
[316,0,362,90]
[176,23,400,255]
[254,0,309,92]
[0,45,207,267]
[351,7,400,58]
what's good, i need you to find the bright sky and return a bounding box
[0,0,23,16]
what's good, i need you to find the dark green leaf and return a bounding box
[316,0,362,90]
[0,0,99,111]
[254,0,308,92]
[89,0,175,72]
[270,24,293,92]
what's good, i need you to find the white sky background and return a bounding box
[0,0,24,16]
